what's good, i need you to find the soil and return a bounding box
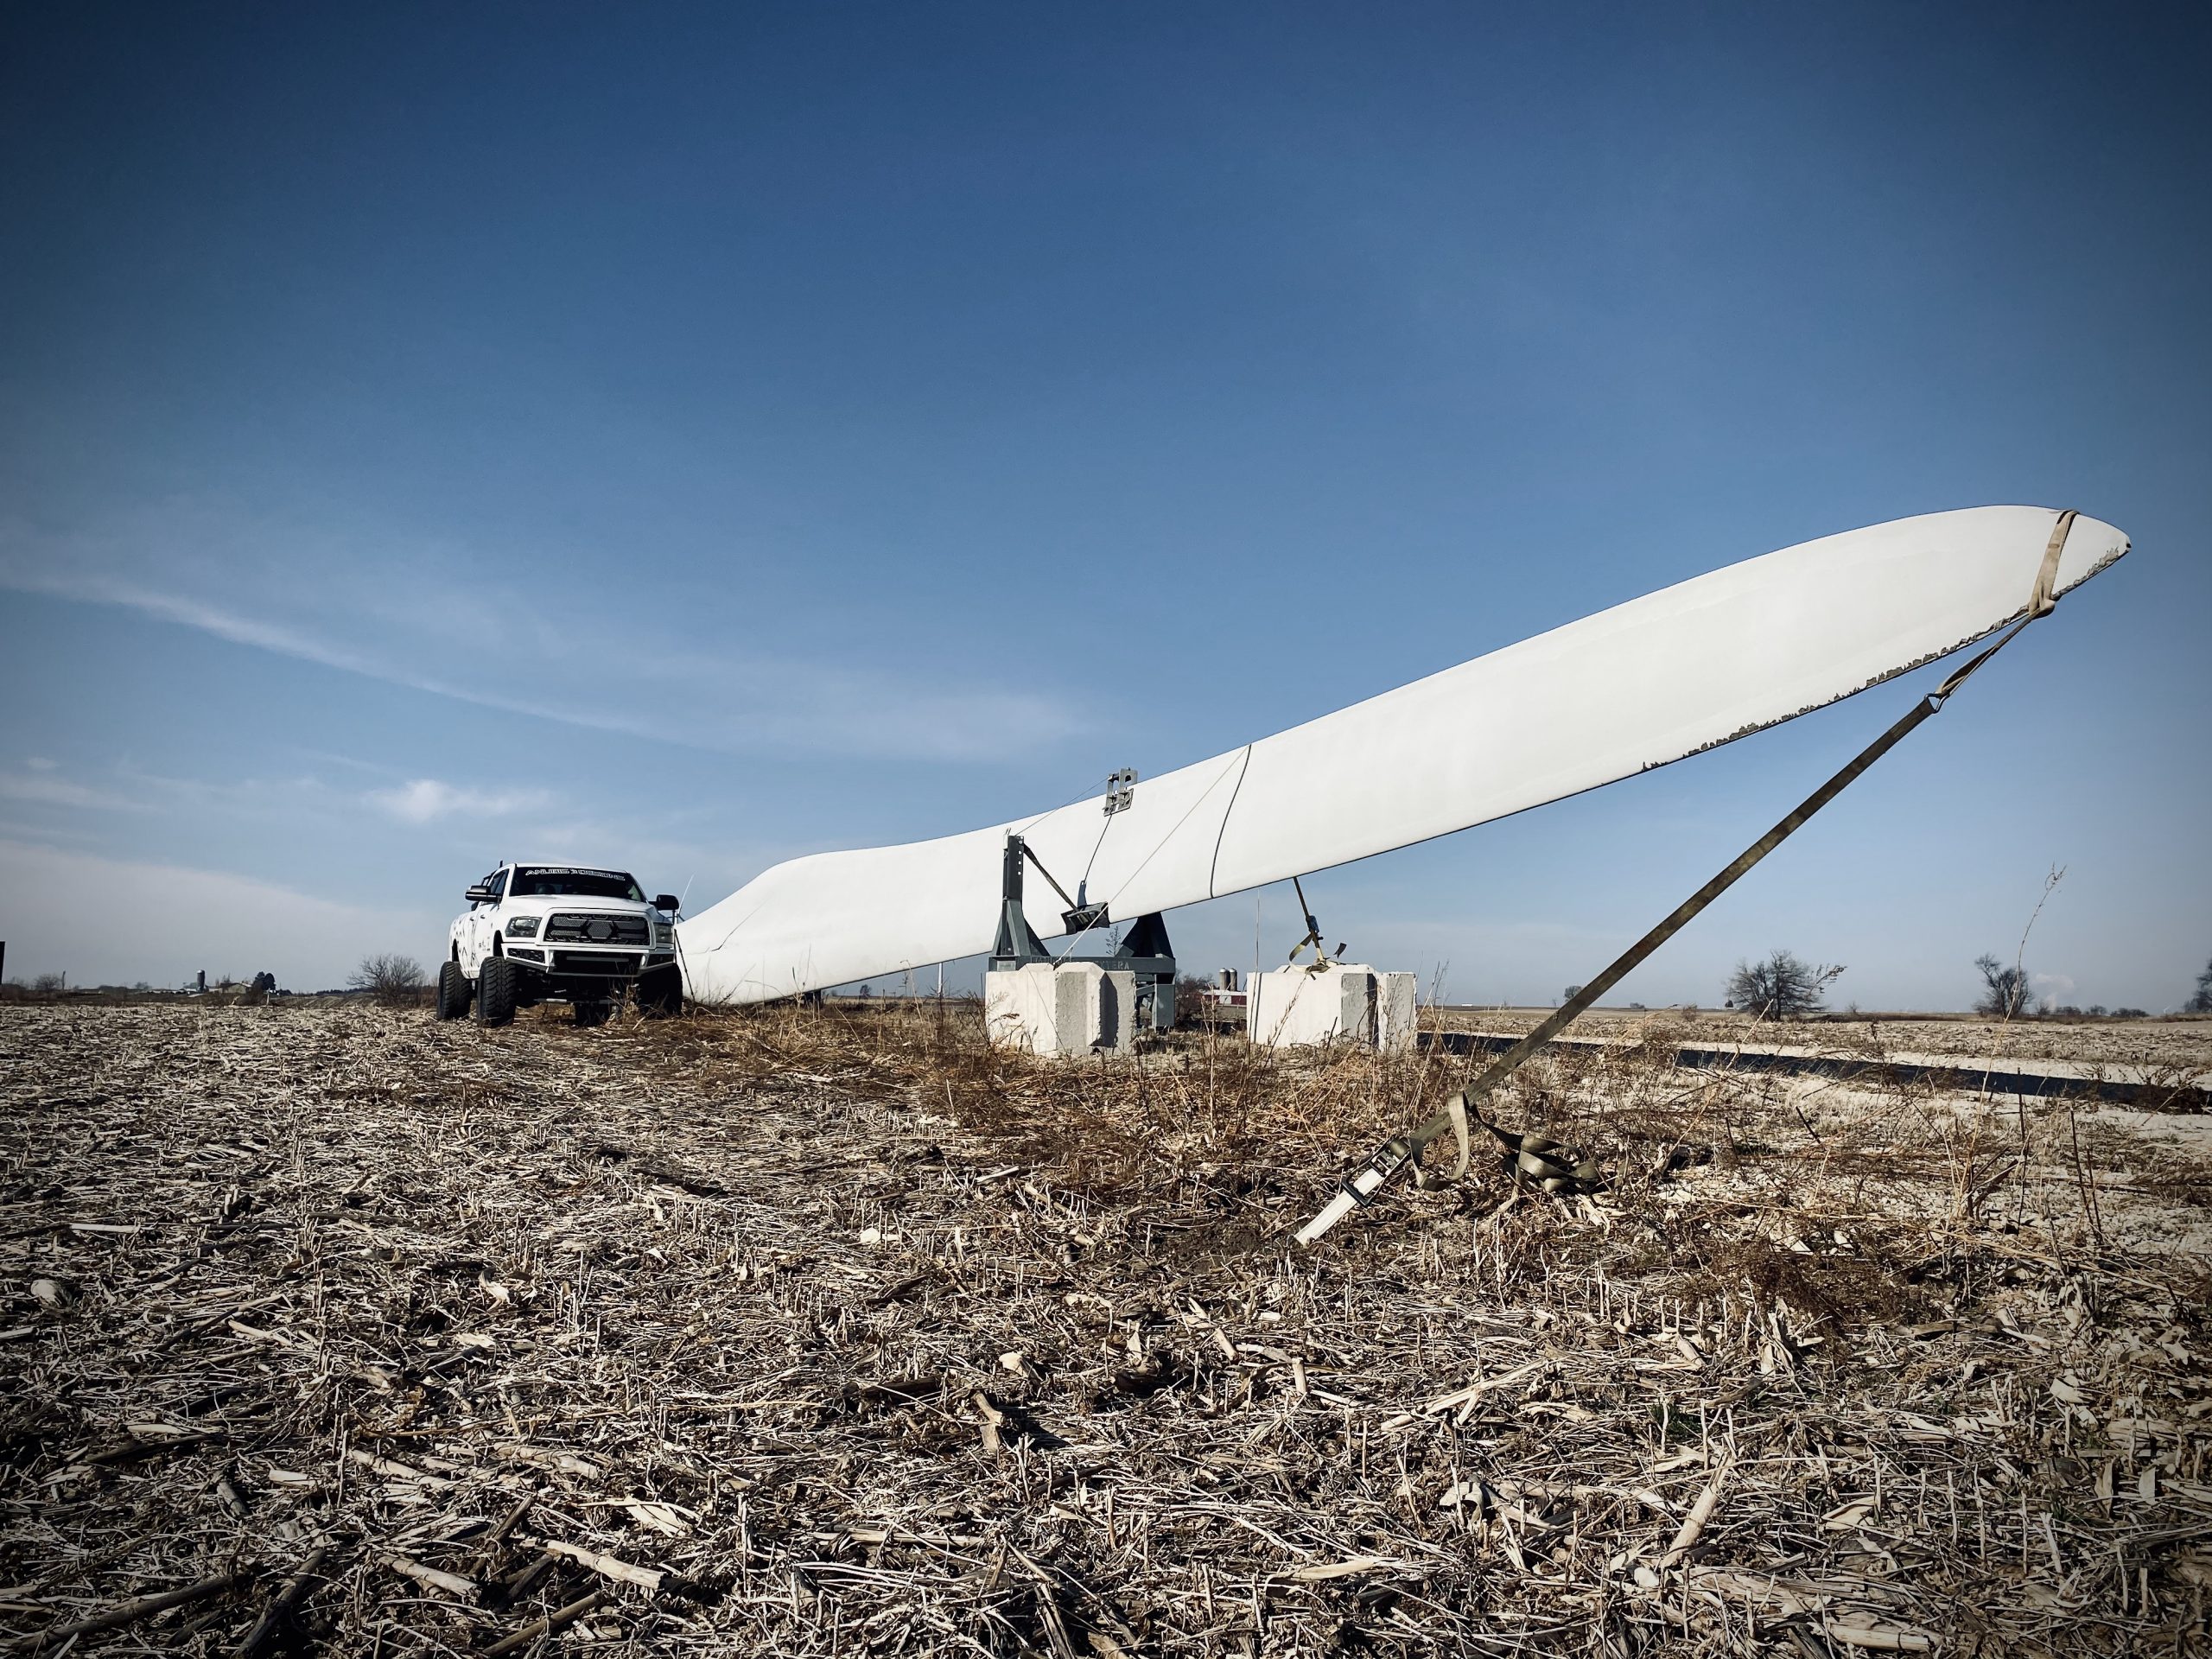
[3,1001,2209,1655]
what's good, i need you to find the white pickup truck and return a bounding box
[436,863,682,1026]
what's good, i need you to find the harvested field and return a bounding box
[4,1001,2210,1656]
[1433,1010,2212,1082]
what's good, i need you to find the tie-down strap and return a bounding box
[1294,510,2079,1245]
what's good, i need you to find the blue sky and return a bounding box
[3,4,2206,1007]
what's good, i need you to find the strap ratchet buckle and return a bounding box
[1338,1135,1411,1208]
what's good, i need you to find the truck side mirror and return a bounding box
[466,884,498,905]
[653,894,681,913]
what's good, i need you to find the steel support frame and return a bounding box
[988,833,1177,1033]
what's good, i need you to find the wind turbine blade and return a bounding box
[678,506,2127,1005]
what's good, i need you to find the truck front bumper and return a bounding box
[505,948,677,982]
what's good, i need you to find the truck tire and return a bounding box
[476,957,518,1027]
[638,963,683,1019]
[435,960,472,1020]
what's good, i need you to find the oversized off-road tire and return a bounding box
[435,960,472,1020]
[637,963,683,1019]
[573,997,609,1028]
[475,957,518,1027]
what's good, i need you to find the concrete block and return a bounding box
[1099,969,1136,1056]
[984,962,1135,1056]
[1246,964,1421,1052]
[1248,963,1371,1049]
[1339,969,1371,1038]
[1375,971,1420,1054]
[983,963,1054,1053]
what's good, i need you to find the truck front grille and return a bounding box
[544,912,648,944]
[552,950,642,976]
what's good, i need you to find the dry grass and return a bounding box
[3,999,2209,1656]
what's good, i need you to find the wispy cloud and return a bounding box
[2,753,530,830]
[0,507,1090,763]
[0,836,445,989]
[369,778,554,824]
[4,563,668,743]
[0,766,142,810]
[0,748,766,903]
[497,807,806,906]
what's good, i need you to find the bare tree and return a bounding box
[1974,953,2037,1019]
[350,953,427,1007]
[1724,950,1843,1020]
[1173,975,1217,1027]
[2190,957,2212,1015]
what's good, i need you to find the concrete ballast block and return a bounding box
[1248,963,1363,1049]
[1246,964,1420,1052]
[1375,971,1419,1054]
[985,962,1135,1057]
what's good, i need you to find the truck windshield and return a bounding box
[509,868,645,901]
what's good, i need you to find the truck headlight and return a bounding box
[652,920,672,948]
[505,916,541,938]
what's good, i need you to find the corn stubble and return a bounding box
[3,999,2208,1654]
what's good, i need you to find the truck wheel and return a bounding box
[476,957,518,1027]
[638,964,683,1019]
[436,960,472,1020]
